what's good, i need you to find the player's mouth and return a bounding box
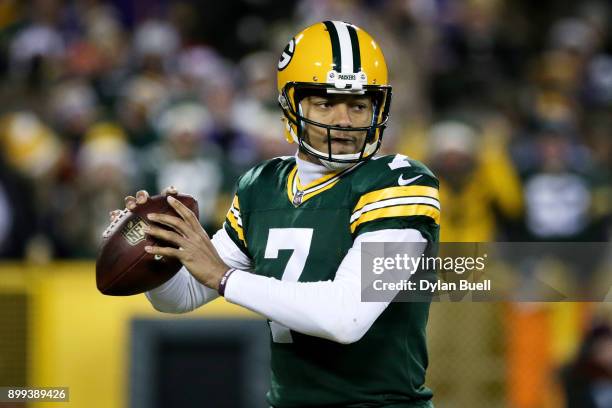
[328,136,356,146]
[328,136,359,154]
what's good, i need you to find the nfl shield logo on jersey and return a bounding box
[293,191,304,206]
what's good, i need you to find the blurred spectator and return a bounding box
[582,55,612,108]
[132,18,180,75]
[47,79,99,147]
[8,0,65,86]
[524,50,582,129]
[518,126,607,241]
[427,119,523,241]
[63,1,128,108]
[561,321,612,408]
[0,111,66,261]
[0,153,36,259]
[582,114,612,234]
[0,111,63,179]
[116,74,169,148]
[204,76,259,186]
[232,51,286,161]
[49,122,136,257]
[548,17,601,57]
[428,0,526,111]
[142,101,223,230]
[175,45,225,93]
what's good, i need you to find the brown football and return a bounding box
[96,194,199,296]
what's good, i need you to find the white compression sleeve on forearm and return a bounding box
[145,227,252,313]
[224,229,427,344]
[144,266,213,313]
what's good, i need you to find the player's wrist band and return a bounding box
[218,268,236,296]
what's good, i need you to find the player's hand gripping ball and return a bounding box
[96,193,198,296]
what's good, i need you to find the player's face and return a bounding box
[300,94,373,156]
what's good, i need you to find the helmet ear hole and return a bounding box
[278,94,289,110]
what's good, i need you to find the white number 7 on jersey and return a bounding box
[264,228,313,343]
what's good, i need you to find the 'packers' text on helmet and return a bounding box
[277,21,392,168]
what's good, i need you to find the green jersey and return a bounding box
[224,154,440,408]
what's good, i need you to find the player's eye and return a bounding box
[351,103,368,111]
[315,101,332,109]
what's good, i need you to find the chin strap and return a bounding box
[318,158,355,171]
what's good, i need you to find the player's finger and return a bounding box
[136,190,150,204]
[161,185,178,196]
[125,195,137,210]
[143,225,187,248]
[143,245,181,259]
[167,195,200,230]
[153,206,214,252]
[109,209,122,222]
[146,213,192,238]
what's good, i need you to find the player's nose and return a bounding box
[332,103,352,128]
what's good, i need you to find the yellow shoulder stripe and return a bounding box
[286,166,298,203]
[226,196,245,245]
[350,204,440,233]
[353,185,439,213]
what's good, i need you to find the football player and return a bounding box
[119,21,440,408]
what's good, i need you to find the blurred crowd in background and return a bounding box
[0,0,609,260]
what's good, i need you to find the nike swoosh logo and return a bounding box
[398,174,423,186]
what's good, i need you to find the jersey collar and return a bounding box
[287,156,363,206]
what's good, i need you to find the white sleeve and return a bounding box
[224,228,427,344]
[145,227,252,313]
